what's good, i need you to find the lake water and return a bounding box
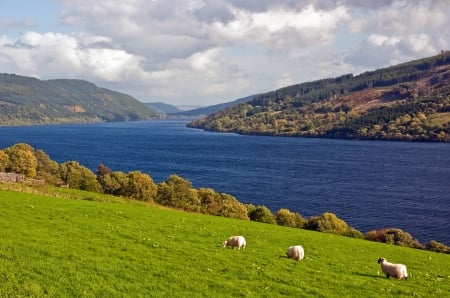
[1,120,449,245]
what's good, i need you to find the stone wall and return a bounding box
[0,172,26,183]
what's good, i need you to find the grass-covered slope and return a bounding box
[0,188,448,297]
[0,74,159,125]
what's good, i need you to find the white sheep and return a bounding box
[223,236,246,250]
[286,245,304,261]
[377,257,408,280]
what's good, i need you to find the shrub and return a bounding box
[248,205,275,224]
[306,212,350,235]
[59,161,100,192]
[364,228,424,249]
[197,188,249,220]
[275,208,306,228]
[425,240,450,254]
[344,227,364,239]
[124,171,157,202]
[0,150,9,171]
[156,174,201,212]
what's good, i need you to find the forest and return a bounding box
[1,142,449,254]
[188,51,450,142]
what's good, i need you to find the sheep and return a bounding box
[286,245,304,261]
[377,257,408,280]
[223,236,246,250]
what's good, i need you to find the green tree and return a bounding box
[35,149,60,184]
[59,161,100,192]
[197,188,249,220]
[248,205,275,224]
[156,174,201,211]
[102,171,128,196]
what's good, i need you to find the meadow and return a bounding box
[0,187,449,297]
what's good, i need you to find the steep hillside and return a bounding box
[188,51,450,142]
[0,74,159,125]
[173,94,258,117]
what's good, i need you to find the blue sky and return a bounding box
[1,0,449,106]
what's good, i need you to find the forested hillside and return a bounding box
[188,51,450,142]
[0,74,159,125]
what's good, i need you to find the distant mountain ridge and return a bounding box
[0,74,159,125]
[145,102,184,114]
[173,94,258,117]
[188,51,450,142]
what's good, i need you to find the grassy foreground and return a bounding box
[0,188,449,297]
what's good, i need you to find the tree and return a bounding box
[248,205,275,224]
[5,143,38,178]
[275,208,306,228]
[306,212,350,235]
[156,174,201,211]
[0,150,9,171]
[106,171,128,196]
[124,171,157,202]
[197,188,249,220]
[59,161,100,192]
[35,149,60,184]
[365,228,424,249]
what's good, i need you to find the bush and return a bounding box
[344,227,364,239]
[275,208,306,228]
[197,188,249,220]
[156,174,201,212]
[364,228,424,249]
[425,240,450,254]
[306,212,350,235]
[248,205,275,224]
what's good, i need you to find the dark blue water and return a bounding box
[1,120,449,245]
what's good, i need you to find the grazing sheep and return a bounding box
[377,257,408,280]
[286,245,304,261]
[223,236,246,250]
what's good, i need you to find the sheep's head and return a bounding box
[377,257,386,264]
[223,240,228,247]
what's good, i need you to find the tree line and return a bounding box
[1,143,448,254]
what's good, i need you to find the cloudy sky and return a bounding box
[0,0,449,106]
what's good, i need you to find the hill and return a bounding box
[145,101,184,114]
[173,94,258,117]
[188,51,450,142]
[1,187,449,297]
[0,74,159,125]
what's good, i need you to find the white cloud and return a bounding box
[0,0,449,105]
[0,32,147,82]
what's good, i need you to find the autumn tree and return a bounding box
[4,143,38,178]
[306,212,350,235]
[0,150,9,171]
[123,171,157,202]
[275,208,306,228]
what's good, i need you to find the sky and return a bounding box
[0,0,449,106]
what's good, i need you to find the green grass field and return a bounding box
[0,188,449,297]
